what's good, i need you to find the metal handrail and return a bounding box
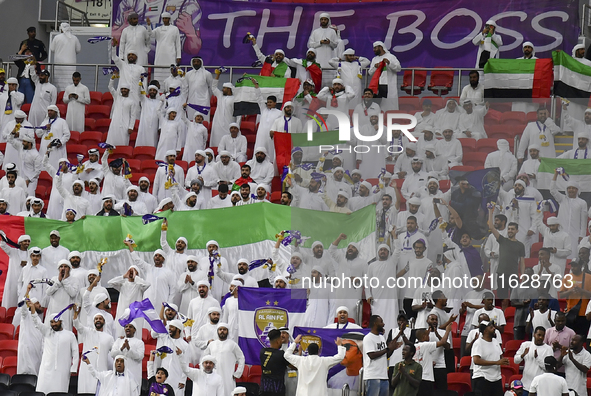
[342,383,350,396]
[355,299,364,326]
[55,0,90,31]
[358,367,365,396]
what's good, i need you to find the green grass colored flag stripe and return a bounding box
[235,74,288,88]
[484,59,537,74]
[290,131,348,147]
[538,158,591,175]
[553,50,591,77]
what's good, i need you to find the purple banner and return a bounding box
[111,0,579,68]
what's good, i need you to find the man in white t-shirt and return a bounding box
[513,326,554,393]
[411,269,440,329]
[471,321,509,396]
[426,313,452,391]
[529,356,570,396]
[465,313,502,366]
[557,334,591,396]
[387,314,412,374]
[362,315,396,396]
[525,295,557,335]
[413,324,452,396]
[460,277,487,357]
[471,292,506,333]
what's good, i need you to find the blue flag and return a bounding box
[119,298,167,334]
[237,287,307,365]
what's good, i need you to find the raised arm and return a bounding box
[487,207,500,240]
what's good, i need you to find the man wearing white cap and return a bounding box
[17,247,46,306]
[317,78,355,129]
[138,176,158,213]
[82,285,116,337]
[284,48,323,90]
[179,352,224,395]
[329,49,370,108]
[211,69,239,147]
[153,319,189,396]
[0,231,30,308]
[118,12,150,67]
[106,77,138,146]
[458,99,488,140]
[68,250,89,291]
[124,239,176,311]
[55,175,90,220]
[21,197,45,218]
[484,139,518,191]
[36,105,70,169]
[246,147,274,186]
[120,185,148,215]
[521,145,542,188]
[393,142,418,179]
[3,109,34,173]
[248,36,291,78]
[322,189,352,214]
[472,19,503,68]
[74,309,115,394]
[517,107,561,163]
[41,230,69,279]
[218,122,247,162]
[147,12,181,81]
[348,179,384,212]
[137,84,162,147]
[182,112,208,162]
[63,72,89,131]
[252,90,283,164]
[157,219,188,280]
[303,266,330,327]
[422,145,448,181]
[353,88,382,131]
[573,43,591,66]
[45,260,77,330]
[29,68,57,127]
[308,13,340,86]
[154,150,185,201]
[562,102,591,149]
[400,157,428,200]
[221,280,242,343]
[498,179,541,257]
[435,127,463,167]
[559,132,590,160]
[80,148,104,184]
[216,259,259,289]
[109,267,150,337]
[193,307,222,357]
[204,323,245,396]
[369,41,402,111]
[42,156,73,219]
[212,151,240,185]
[232,386,247,396]
[186,151,216,202]
[110,39,146,118]
[6,130,41,197]
[18,296,44,375]
[188,278,222,329]
[550,170,587,259]
[0,77,24,134]
[270,101,303,142]
[511,42,540,113]
[30,303,79,395]
[325,306,362,330]
[434,99,461,137]
[185,57,213,122]
[285,172,329,211]
[177,256,206,314]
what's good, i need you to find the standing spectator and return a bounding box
[185,57,212,122]
[535,218,572,275]
[511,267,539,340]
[146,12,181,82]
[63,72,90,132]
[544,311,575,377]
[369,41,401,111]
[391,344,422,396]
[259,329,290,396]
[29,69,57,127]
[49,23,81,91]
[363,315,396,396]
[557,334,591,396]
[210,70,238,147]
[106,77,137,147]
[517,107,561,164]
[513,326,553,393]
[119,12,150,66]
[19,27,47,63]
[0,78,25,134]
[308,13,340,87]
[559,259,591,336]
[472,20,502,68]
[529,356,569,396]
[471,320,509,396]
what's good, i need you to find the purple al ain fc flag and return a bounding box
[238,287,307,365]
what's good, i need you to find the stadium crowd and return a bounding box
[0,10,590,396]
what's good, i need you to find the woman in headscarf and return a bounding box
[49,23,81,91]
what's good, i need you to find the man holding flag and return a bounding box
[369,41,401,111]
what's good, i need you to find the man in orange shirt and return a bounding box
[559,260,591,336]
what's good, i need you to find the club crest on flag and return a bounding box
[255,307,288,347]
[166,6,176,13]
[300,334,322,355]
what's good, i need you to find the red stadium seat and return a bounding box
[129,132,137,147]
[364,178,379,186]
[86,105,111,120]
[501,111,527,125]
[524,258,537,268]
[80,131,104,148]
[130,172,149,185]
[420,96,445,112]
[126,159,141,173]
[57,91,65,104]
[0,340,17,358]
[21,103,31,116]
[501,364,518,384]
[439,180,450,192]
[69,130,80,144]
[459,138,476,151]
[530,242,543,258]
[428,68,454,95]
[248,365,262,384]
[102,91,113,108]
[240,121,256,135]
[85,118,96,131]
[134,146,157,161]
[176,160,188,173]
[489,102,512,113]
[452,336,461,360]
[141,160,159,175]
[458,356,471,373]
[270,191,282,204]
[486,125,515,140]
[400,69,427,95]
[95,119,111,133]
[89,91,103,105]
[57,104,67,118]
[111,146,134,159]
[35,185,48,199]
[450,165,475,172]
[462,152,487,168]
[1,356,15,376]
[398,97,421,113]
[142,328,154,344]
[0,325,14,341]
[0,310,9,326]
[505,306,516,322]
[38,172,53,190]
[66,144,88,157]
[526,112,538,123]
[447,372,471,396]
[236,365,249,382]
[0,307,6,323]
[504,340,524,356]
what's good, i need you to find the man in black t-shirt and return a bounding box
[260,329,291,396]
[487,206,525,301]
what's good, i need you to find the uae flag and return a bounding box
[274,130,349,172]
[0,204,376,300]
[537,157,591,191]
[553,50,591,99]
[233,74,300,116]
[483,58,553,98]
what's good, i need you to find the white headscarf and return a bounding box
[60,23,73,39]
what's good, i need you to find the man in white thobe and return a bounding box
[366,245,399,335]
[472,19,503,68]
[0,232,30,309]
[550,174,587,260]
[29,69,57,127]
[63,72,90,132]
[517,107,561,163]
[36,105,70,170]
[218,123,247,163]
[111,40,146,106]
[152,319,189,396]
[193,308,221,359]
[41,230,69,279]
[153,150,186,202]
[246,147,274,187]
[210,71,239,147]
[0,170,27,213]
[179,353,224,396]
[147,12,181,82]
[101,150,132,201]
[45,260,78,331]
[31,308,79,394]
[50,23,81,91]
[535,216,571,275]
[270,101,302,139]
[317,79,356,130]
[108,266,151,337]
[459,71,484,105]
[458,100,488,140]
[178,257,207,315]
[0,78,24,136]
[185,57,213,122]
[74,311,115,394]
[204,323,245,396]
[119,12,150,66]
[137,85,162,147]
[558,132,591,159]
[369,41,401,111]
[80,148,104,183]
[188,280,221,330]
[329,235,367,316]
[3,109,33,175]
[55,176,89,220]
[484,139,518,191]
[84,354,140,396]
[307,12,340,87]
[106,79,138,146]
[329,48,370,108]
[17,297,43,375]
[109,323,144,380]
